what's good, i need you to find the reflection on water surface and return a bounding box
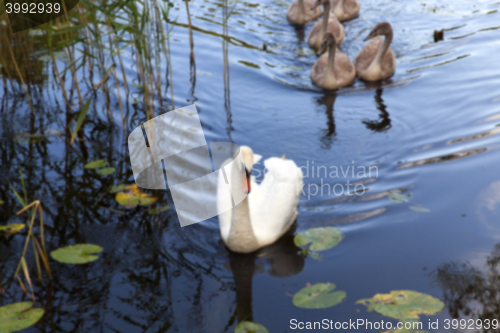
[1,0,500,331]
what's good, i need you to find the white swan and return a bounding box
[218,146,303,253]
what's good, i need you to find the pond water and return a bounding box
[1,0,500,331]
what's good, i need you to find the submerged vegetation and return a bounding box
[0,0,179,329]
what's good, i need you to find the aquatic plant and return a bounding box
[294,227,343,252]
[50,244,103,264]
[293,282,346,309]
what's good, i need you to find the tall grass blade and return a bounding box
[21,258,36,303]
[70,97,91,144]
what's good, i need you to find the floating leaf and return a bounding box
[96,167,115,176]
[139,197,157,205]
[293,283,346,309]
[0,224,25,236]
[71,98,91,144]
[84,160,108,169]
[0,200,3,205]
[410,205,431,213]
[234,321,269,333]
[149,206,170,215]
[115,184,158,209]
[294,227,342,252]
[51,244,103,264]
[109,184,126,193]
[0,302,44,333]
[356,290,444,321]
[389,193,409,203]
[115,192,139,208]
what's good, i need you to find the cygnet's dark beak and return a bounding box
[317,43,327,56]
[363,30,377,42]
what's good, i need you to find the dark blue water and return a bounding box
[1,0,500,331]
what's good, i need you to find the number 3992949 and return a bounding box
[6,2,61,14]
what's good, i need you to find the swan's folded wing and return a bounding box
[250,158,303,247]
[355,36,383,70]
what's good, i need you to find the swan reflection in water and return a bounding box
[363,88,391,133]
[316,92,337,150]
[223,227,304,324]
[315,88,392,150]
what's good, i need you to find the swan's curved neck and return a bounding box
[324,43,337,86]
[320,2,330,38]
[296,0,306,22]
[227,196,259,253]
[373,30,393,68]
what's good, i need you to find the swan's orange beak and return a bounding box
[242,168,251,194]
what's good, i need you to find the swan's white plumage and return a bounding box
[218,152,303,251]
[250,158,303,247]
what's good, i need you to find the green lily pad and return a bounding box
[96,167,115,176]
[109,184,126,193]
[356,290,444,321]
[84,160,108,169]
[0,224,25,236]
[389,193,409,203]
[293,283,346,309]
[50,244,103,264]
[410,205,431,213]
[0,302,44,333]
[234,321,269,333]
[149,206,170,215]
[294,227,342,252]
